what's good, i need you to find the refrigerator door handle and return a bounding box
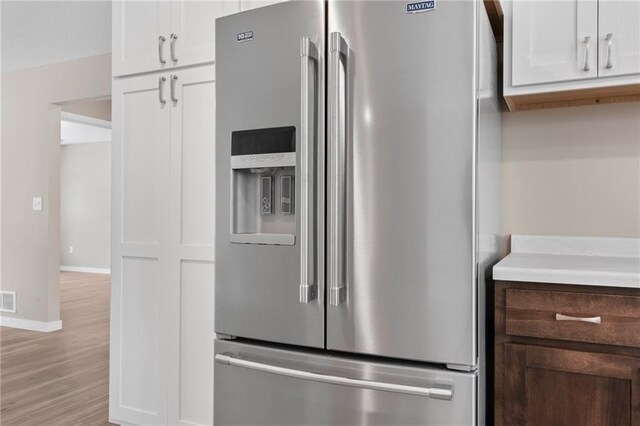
[328,32,348,307]
[215,353,454,400]
[299,37,318,304]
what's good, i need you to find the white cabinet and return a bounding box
[110,73,171,426]
[113,0,240,77]
[112,1,171,77]
[166,66,217,426]
[598,0,640,77]
[110,66,216,426]
[504,0,640,110]
[171,1,240,69]
[240,0,285,11]
[511,0,597,86]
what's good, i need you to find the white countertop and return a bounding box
[493,235,640,289]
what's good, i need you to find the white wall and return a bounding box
[60,141,111,270]
[1,54,111,324]
[503,101,640,238]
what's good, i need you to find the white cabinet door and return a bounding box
[599,0,640,77]
[171,0,240,67]
[110,73,171,425]
[511,0,598,86]
[166,66,217,426]
[113,1,171,77]
[240,0,285,12]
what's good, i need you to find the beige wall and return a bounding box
[1,54,111,323]
[503,102,640,238]
[60,141,111,269]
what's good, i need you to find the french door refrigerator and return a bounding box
[214,0,502,424]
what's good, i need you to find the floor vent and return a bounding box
[0,291,17,313]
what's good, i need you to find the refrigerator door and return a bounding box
[326,1,478,365]
[215,1,325,347]
[215,339,476,426]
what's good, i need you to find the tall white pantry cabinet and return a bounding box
[109,0,282,424]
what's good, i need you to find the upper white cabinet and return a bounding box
[113,0,240,77]
[171,0,240,68]
[504,0,640,110]
[598,0,640,77]
[113,1,171,77]
[511,0,598,86]
[240,0,284,11]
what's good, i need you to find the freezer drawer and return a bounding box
[215,340,476,426]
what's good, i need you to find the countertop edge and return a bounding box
[493,265,640,289]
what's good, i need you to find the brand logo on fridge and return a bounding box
[406,1,436,13]
[237,31,254,42]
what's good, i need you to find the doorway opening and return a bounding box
[59,98,112,275]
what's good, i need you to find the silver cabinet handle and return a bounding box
[215,354,453,400]
[583,36,591,72]
[159,35,167,64]
[605,33,613,69]
[555,313,601,324]
[170,33,178,63]
[299,37,318,304]
[170,74,178,102]
[328,32,348,307]
[158,76,167,104]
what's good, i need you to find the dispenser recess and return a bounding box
[230,127,296,245]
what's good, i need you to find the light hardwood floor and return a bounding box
[1,272,113,426]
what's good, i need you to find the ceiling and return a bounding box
[1,1,111,73]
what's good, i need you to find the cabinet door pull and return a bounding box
[170,75,178,102]
[159,36,167,64]
[605,33,614,69]
[583,36,591,72]
[555,313,601,324]
[159,76,167,104]
[170,33,178,63]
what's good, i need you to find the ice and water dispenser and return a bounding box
[231,126,296,245]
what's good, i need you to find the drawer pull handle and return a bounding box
[555,313,601,324]
[605,33,614,69]
[583,36,591,72]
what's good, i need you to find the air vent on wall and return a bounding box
[0,291,17,313]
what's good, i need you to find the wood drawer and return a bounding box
[505,288,640,347]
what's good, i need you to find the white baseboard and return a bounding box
[60,265,111,274]
[0,316,62,332]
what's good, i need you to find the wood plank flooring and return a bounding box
[1,272,113,426]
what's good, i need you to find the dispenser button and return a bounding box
[260,177,272,215]
[280,176,294,214]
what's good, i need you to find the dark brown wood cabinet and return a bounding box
[494,281,640,426]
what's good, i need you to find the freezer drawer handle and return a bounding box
[328,32,349,307]
[299,37,318,304]
[215,353,453,401]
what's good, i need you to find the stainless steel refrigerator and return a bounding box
[214,1,502,424]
